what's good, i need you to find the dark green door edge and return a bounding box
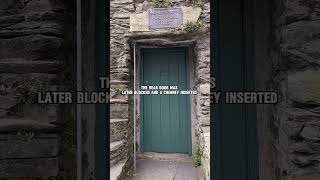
[212,0,259,180]
[95,0,108,179]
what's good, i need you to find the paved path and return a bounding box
[129,158,200,180]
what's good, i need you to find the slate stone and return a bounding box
[0,138,59,159]
[0,158,58,178]
[300,122,320,141]
[0,34,64,61]
[288,70,320,105]
[0,96,17,109]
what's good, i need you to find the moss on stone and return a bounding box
[15,78,49,104]
[111,121,128,134]
[149,0,173,8]
[190,0,204,7]
[183,20,206,33]
[194,147,204,167]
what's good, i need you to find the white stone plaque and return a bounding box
[148,8,183,29]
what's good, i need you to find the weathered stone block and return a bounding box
[0,109,7,117]
[288,70,320,105]
[291,155,319,168]
[111,104,129,119]
[0,133,58,141]
[111,131,127,142]
[0,14,25,27]
[0,158,58,178]
[0,138,58,159]
[279,0,310,24]
[0,60,62,74]
[197,67,210,82]
[286,108,320,122]
[0,119,58,132]
[111,84,129,99]
[283,121,305,138]
[0,95,17,109]
[300,39,320,60]
[21,0,53,13]
[130,12,148,31]
[199,83,210,95]
[181,6,202,24]
[290,142,317,155]
[200,117,210,126]
[300,122,320,141]
[289,174,320,180]
[0,0,65,16]
[0,35,64,61]
[17,104,60,124]
[0,0,22,16]
[281,20,320,49]
[110,119,128,142]
[0,16,64,38]
[110,140,127,166]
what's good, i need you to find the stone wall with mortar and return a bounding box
[110,0,135,179]
[269,0,320,179]
[0,0,76,179]
[110,0,210,179]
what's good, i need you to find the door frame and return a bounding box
[129,38,198,159]
[139,47,192,155]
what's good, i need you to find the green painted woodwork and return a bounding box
[141,48,191,155]
[213,0,259,179]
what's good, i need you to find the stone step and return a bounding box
[111,0,133,5]
[0,60,62,74]
[110,154,127,167]
[110,160,126,180]
[110,118,128,123]
[110,119,128,142]
[110,140,126,166]
[110,80,130,85]
[138,152,193,163]
[110,140,125,152]
[110,99,128,104]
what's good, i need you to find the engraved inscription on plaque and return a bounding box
[148,8,183,29]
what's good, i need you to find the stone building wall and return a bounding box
[110,0,210,179]
[110,0,135,179]
[0,0,76,179]
[270,0,320,179]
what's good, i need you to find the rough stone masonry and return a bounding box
[0,0,76,179]
[269,0,320,180]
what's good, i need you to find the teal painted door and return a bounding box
[141,48,191,154]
